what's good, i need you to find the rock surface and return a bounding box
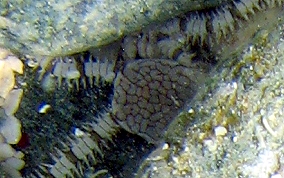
[0,0,227,57]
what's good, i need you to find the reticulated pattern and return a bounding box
[112,59,206,144]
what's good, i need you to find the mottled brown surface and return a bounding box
[112,59,206,144]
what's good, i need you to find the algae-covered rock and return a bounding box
[0,0,228,57]
[137,15,284,178]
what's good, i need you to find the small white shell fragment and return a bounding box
[184,146,189,152]
[0,116,22,144]
[26,58,39,68]
[188,108,194,113]
[38,103,51,114]
[214,126,227,136]
[203,139,217,152]
[172,156,179,164]
[73,127,84,137]
[162,143,169,150]
[232,135,238,142]
[262,116,277,137]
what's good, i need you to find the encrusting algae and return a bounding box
[1,0,284,177]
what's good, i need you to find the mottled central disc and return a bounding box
[112,59,205,143]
